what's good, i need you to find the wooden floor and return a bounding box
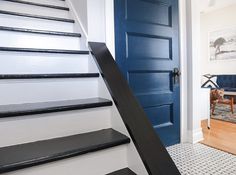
[201,119,236,155]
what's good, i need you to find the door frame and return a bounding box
[104,0,203,144]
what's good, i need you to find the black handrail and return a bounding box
[88,42,180,175]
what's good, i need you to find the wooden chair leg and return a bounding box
[231,97,234,114]
[212,103,216,115]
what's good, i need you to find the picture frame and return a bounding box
[209,27,236,60]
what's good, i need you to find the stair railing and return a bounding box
[88,42,180,175]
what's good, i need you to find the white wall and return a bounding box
[68,0,115,56]
[69,0,88,33]
[87,0,106,42]
[200,88,211,121]
[105,0,115,57]
[68,0,106,42]
[201,5,236,75]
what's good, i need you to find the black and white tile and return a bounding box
[167,143,236,175]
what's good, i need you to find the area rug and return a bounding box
[211,104,236,124]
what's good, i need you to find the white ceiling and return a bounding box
[200,0,236,13]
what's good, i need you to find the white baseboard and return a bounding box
[186,128,204,144]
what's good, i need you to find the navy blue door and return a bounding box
[114,0,180,146]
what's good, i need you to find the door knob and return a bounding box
[173,68,181,84]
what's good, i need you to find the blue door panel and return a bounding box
[115,0,180,146]
[127,60,175,71]
[126,0,171,26]
[127,33,171,60]
[128,71,172,94]
[136,93,173,108]
[144,104,173,127]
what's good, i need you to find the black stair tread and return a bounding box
[0,98,113,118]
[0,47,89,54]
[0,26,81,37]
[107,168,136,175]
[0,10,75,23]
[0,129,130,173]
[2,0,69,11]
[0,73,99,79]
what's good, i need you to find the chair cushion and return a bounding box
[224,87,236,92]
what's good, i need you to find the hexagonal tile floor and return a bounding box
[167,143,236,175]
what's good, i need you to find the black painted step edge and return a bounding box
[0,10,74,23]
[0,47,89,54]
[0,129,130,174]
[0,98,113,118]
[2,0,69,11]
[0,26,81,37]
[106,168,137,175]
[0,73,100,79]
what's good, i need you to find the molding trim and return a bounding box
[187,128,204,144]
[66,0,88,39]
[179,0,188,144]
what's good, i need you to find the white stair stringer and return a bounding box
[66,0,89,50]
[0,0,71,19]
[3,145,128,175]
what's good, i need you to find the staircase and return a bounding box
[0,0,143,174]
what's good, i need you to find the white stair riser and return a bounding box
[0,14,74,32]
[0,1,71,19]
[0,31,81,50]
[0,108,111,147]
[0,79,99,105]
[3,146,128,175]
[0,52,90,74]
[23,0,67,7]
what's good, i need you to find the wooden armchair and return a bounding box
[210,89,234,114]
